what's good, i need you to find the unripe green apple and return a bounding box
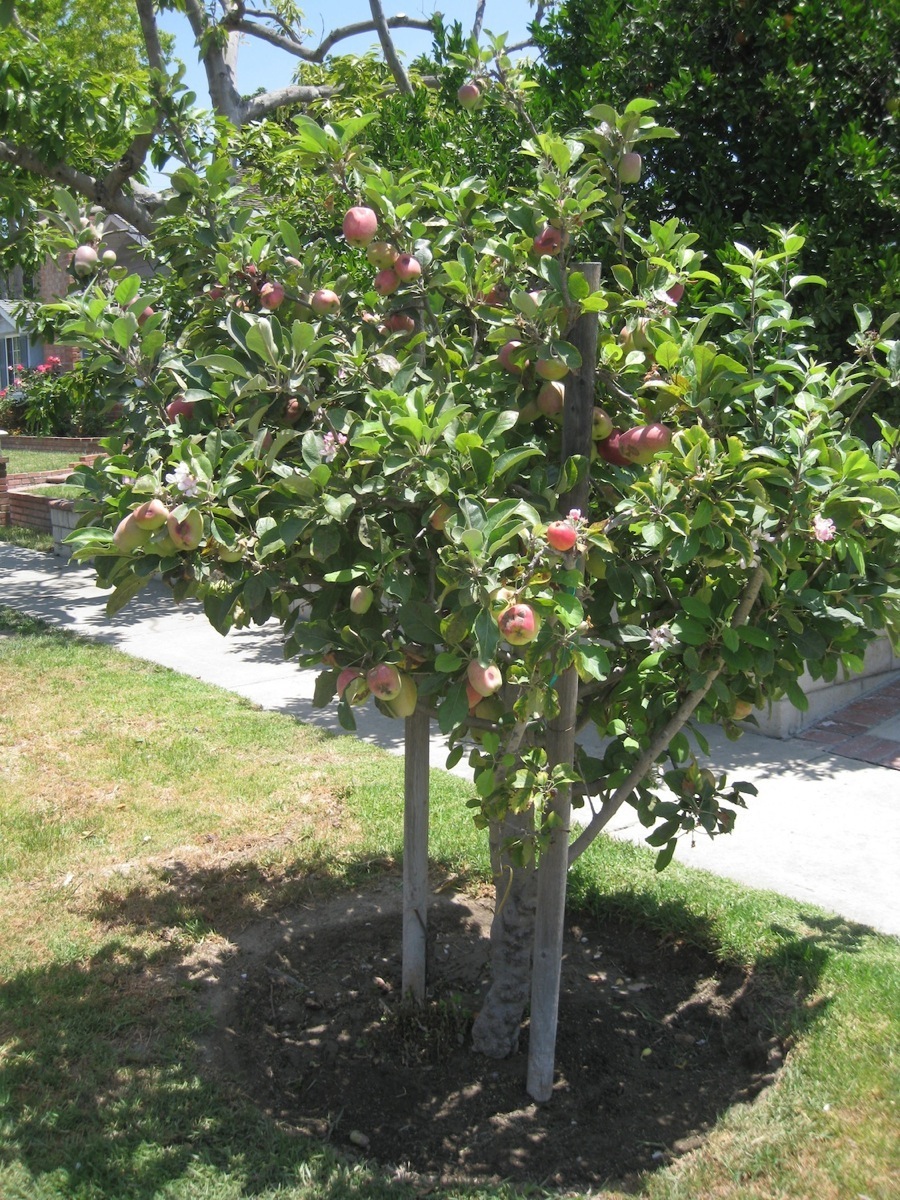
[113,513,151,553]
[618,152,642,184]
[366,241,398,269]
[166,507,204,552]
[384,673,418,718]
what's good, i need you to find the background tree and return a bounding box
[532,0,900,372]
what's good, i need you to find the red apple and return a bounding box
[165,395,197,422]
[546,521,578,553]
[373,268,400,297]
[618,152,642,184]
[310,288,340,315]
[394,253,422,282]
[617,422,673,465]
[498,340,529,375]
[595,431,631,466]
[666,282,685,305]
[381,312,416,335]
[497,603,542,645]
[533,224,565,256]
[284,397,304,423]
[366,663,403,701]
[337,668,369,705]
[457,81,482,110]
[259,281,285,310]
[135,305,155,326]
[466,682,483,710]
[467,660,503,697]
[342,205,379,248]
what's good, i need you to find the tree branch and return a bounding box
[368,0,414,95]
[134,0,165,72]
[566,562,769,864]
[0,138,159,235]
[183,0,244,125]
[240,83,339,123]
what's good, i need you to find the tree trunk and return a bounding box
[470,806,537,1058]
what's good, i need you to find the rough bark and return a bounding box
[470,806,537,1058]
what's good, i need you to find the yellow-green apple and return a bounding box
[430,502,452,530]
[73,245,98,276]
[350,584,374,614]
[592,406,613,439]
[618,152,642,184]
[132,498,170,530]
[467,660,503,697]
[113,513,151,552]
[101,249,117,267]
[535,351,569,381]
[342,205,379,247]
[384,673,418,718]
[366,663,403,701]
[497,602,542,645]
[166,507,204,551]
[366,241,398,269]
[471,694,504,740]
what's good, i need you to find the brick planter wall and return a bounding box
[7,488,59,533]
[1,435,103,454]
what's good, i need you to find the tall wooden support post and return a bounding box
[402,705,431,1001]
[527,263,602,1102]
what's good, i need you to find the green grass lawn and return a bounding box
[4,449,82,475]
[0,526,54,551]
[0,605,897,1200]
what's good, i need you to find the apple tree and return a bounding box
[28,68,900,1097]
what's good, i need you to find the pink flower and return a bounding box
[812,515,836,542]
[45,355,61,367]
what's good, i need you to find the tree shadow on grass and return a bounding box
[3,843,883,1196]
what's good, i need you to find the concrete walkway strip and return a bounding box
[1,542,898,939]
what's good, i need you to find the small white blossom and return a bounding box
[812,515,836,542]
[321,431,348,463]
[165,462,200,497]
[648,624,677,651]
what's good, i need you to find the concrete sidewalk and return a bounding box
[2,542,898,938]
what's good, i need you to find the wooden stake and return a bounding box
[402,705,430,1001]
[527,262,602,1102]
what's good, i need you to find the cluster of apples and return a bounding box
[336,662,418,718]
[342,205,422,299]
[112,498,204,555]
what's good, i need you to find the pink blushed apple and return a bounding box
[373,268,400,297]
[165,395,197,422]
[132,498,170,530]
[546,521,578,553]
[533,225,565,256]
[498,340,530,375]
[467,660,503,697]
[342,205,379,248]
[457,81,482,110]
[259,281,285,310]
[617,422,673,465]
[497,603,542,645]
[394,253,422,282]
[166,508,204,552]
[366,663,403,701]
[337,668,369,705]
[537,380,565,418]
[310,288,340,315]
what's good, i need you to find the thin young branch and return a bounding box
[368,0,414,95]
[567,562,769,864]
[472,0,487,41]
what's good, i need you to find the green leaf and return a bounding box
[105,573,146,617]
[438,679,471,735]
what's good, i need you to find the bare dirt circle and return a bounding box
[197,878,788,1192]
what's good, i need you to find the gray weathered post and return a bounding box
[527,262,602,1102]
[402,705,430,1000]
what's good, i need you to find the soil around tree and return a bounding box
[194,876,790,1192]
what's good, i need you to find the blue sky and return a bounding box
[158,1,540,104]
